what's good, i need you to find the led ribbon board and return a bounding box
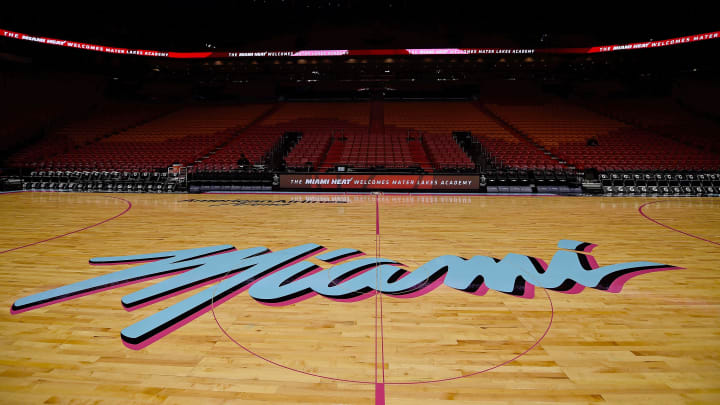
[2,29,718,59]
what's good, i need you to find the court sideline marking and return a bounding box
[638,200,720,246]
[0,194,132,255]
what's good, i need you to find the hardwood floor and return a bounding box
[1,192,718,404]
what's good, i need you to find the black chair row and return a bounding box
[190,171,272,181]
[27,170,169,183]
[602,184,718,195]
[23,181,178,193]
[484,169,579,187]
[599,172,720,190]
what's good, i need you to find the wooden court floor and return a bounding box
[0,191,719,404]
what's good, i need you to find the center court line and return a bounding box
[375,195,385,405]
[209,193,554,389]
[375,194,386,404]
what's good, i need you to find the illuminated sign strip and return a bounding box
[279,174,480,190]
[2,28,718,59]
[586,31,720,53]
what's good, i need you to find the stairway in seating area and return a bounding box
[472,102,563,170]
[317,134,347,171]
[192,104,280,171]
[369,100,385,136]
[409,136,433,171]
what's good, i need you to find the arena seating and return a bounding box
[260,102,370,171]
[18,104,272,172]
[1,72,105,153]
[279,101,465,171]
[583,98,720,153]
[6,100,719,197]
[6,103,174,169]
[552,127,719,171]
[284,120,368,170]
[460,103,560,170]
[423,133,474,170]
[333,129,416,169]
[484,102,720,171]
[475,136,560,170]
[383,102,481,170]
[192,124,280,171]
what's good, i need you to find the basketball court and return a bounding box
[1,191,718,404]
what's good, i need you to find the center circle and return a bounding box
[209,280,554,385]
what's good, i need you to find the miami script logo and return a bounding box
[11,240,678,349]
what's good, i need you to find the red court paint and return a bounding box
[375,383,385,404]
[376,197,380,235]
[375,195,386,386]
[638,200,720,246]
[209,193,555,391]
[0,195,132,255]
[209,194,555,387]
[374,195,380,389]
[210,285,554,385]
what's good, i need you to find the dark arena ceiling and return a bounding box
[2,1,717,52]
[1,2,718,100]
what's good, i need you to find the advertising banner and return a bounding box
[2,29,717,59]
[280,174,479,190]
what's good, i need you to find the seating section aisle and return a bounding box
[470,103,559,170]
[485,103,720,171]
[22,104,271,172]
[283,119,368,170]
[272,103,370,170]
[384,101,551,170]
[196,102,368,171]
